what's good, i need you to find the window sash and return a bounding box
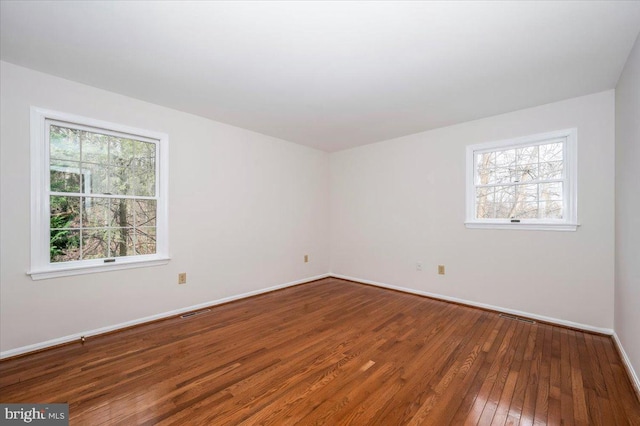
[474,177,564,189]
[46,119,159,198]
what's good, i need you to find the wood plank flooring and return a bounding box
[1,278,639,425]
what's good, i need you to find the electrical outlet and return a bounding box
[416,262,423,271]
[178,273,187,284]
[438,265,445,275]
[304,255,309,263]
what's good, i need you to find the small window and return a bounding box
[465,129,578,231]
[30,108,169,279]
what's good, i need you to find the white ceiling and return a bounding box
[2,1,639,152]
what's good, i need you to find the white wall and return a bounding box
[331,91,615,329]
[0,61,330,355]
[615,34,640,387]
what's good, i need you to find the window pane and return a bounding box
[133,199,156,227]
[516,145,538,164]
[511,184,542,218]
[50,230,80,263]
[477,205,494,219]
[135,227,156,255]
[108,165,135,195]
[495,202,515,218]
[81,162,109,194]
[81,131,109,164]
[512,202,539,219]
[50,160,82,193]
[136,140,156,159]
[540,182,563,201]
[488,149,516,184]
[477,152,495,169]
[82,229,109,259]
[110,137,135,168]
[134,141,156,196]
[539,142,563,163]
[517,184,538,203]
[476,152,495,184]
[514,163,538,182]
[50,195,81,229]
[109,198,134,228]
[492,166,515,184]
[476,187,492,218]
[108,138,134,195]
[83,197,136,228]
[50,126,80,161]
[111,228,135,257]
[515,146,538,183]
[476,167,492,185]
[539,160,563,180]
[541,201,563,219]
[494,149,516,168]
[50,195,81,262]
[491,185,515,203]
[83,197,109,227]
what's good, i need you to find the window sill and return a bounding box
[28,257,170,280]
[465,222,579,231]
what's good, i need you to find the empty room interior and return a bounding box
[1,1,640,424]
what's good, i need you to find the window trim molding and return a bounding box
[28,107,170,280]
[465,128,578,231]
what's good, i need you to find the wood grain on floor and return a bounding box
[1,278,638,425]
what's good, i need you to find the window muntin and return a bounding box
[465,129,577,231]
[30,108,169,279]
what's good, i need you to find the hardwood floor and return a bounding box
[1,278,639,425]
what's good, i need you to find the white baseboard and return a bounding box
[0,273,330,360]
[612,332,640,400]
[329,273,614,335]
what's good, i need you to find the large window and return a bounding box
[30,108,169,280]
[465,129,577,231]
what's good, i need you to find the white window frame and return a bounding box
[29,107,170,280]
[465,128,578,231]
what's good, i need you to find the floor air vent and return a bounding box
[180,309,211,319]
[499,313,536,324]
